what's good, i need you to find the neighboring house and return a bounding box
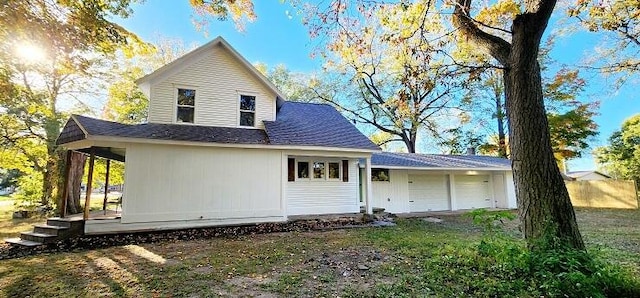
[56,36,516,235]
[369,152,517,213]
[56,37,379,234]
[566,171,611,181]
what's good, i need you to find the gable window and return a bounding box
[239,95,256,127]
[372,168,390,181]
[176,88,195,123]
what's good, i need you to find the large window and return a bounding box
[176,88,195,123]
[239,95,256,127]
[293,159,346,182]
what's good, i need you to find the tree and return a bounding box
[568,0,640,77]
[253,63,321,102]
[0,0,141,211]
[312,2,468,153]
[451,0,587,249]
[595,114,640,184]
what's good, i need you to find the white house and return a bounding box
[54,37,516,235]
[56,37,379,234]
[368,152,517,214]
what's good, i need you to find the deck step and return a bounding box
[33,224,70,236]
[20,232,58,244]
[5,238,43,247]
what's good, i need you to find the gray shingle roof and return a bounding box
[372,152,511,169]
[57,102,380,151]
[264,101,379,150]
[60,115,269,145]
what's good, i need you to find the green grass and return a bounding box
[0,208,639,297]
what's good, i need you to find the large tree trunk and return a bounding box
[453,0,585,251]
[504,14,585,251]
[66,151,86,214]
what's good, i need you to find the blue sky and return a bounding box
[115,1,638,171]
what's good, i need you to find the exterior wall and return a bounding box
[147,44,276,129]
[286,158,360,215]
[370,169,517,213]
[505,172,517,208]
[372,169,409,213]
[122,144,284,224]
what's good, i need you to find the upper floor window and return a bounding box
[177,88,195,123]
[239,95,255,127]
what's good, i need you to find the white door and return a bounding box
[408,174,449,212]
[492,174,507,208]
[455,175,492,209]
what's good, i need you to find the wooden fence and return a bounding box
[565,180,638,209]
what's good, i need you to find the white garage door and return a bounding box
[408,174,449,212]
[455,175,492,209]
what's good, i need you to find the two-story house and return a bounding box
[56,37,380,234]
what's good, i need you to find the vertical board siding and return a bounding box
[505,172,517,208]
[372,169,409,213]
[565,180,638,209]
[286,159,360,215]
[123,144,283,223]
[148,44,276,128]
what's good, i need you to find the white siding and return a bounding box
[122,144,284,224]
[147,44,276,128]
[286,159,360,215]
[492,174,507,208]
[506,172,517,208]
[372,169,409,213]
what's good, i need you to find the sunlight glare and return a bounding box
[15,42,48,64]
[124,245,167,264]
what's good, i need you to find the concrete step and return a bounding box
[20,232,58,244]
[5,237,43,247]
[47,217,84,235]
[33,224,70,237]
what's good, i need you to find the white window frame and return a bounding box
[238,93,257,127]
[174,85,198,125]
[294,158,342,182]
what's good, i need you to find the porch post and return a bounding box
[365,157,373,215]
[60,150,72,218]
[102,159,110,215]
[83,147,96,220]
[449,173,458,211]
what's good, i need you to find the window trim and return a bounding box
[238,93,257,127]
[174,85,198,125]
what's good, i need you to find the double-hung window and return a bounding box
[239,95,256,127]
[176,88,195,123]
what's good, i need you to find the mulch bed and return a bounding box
[0,215,391,260]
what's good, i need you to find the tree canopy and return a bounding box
[596,114,640,184]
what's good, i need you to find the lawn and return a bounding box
[0,208,638,297]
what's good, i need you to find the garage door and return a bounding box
[455,175,492,209]
[408,174,449,212]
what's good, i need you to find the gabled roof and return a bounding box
[566,171,611,179]
[264,102,380,150]
[135,36,286,100]
[372,152,511,170]
[57,102,380,151]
